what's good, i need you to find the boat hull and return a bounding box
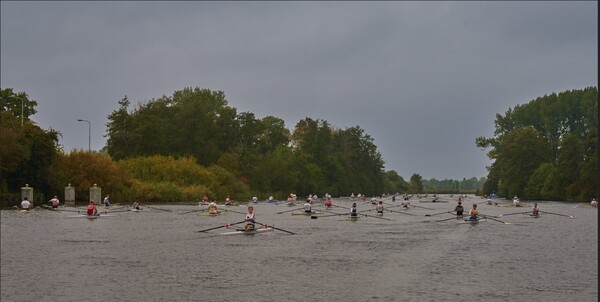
[220,228,273,236]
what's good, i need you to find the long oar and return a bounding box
[412,205,434,210]
[146,206,172,212]
[319,212,348,218]
[276,206,304,214]
[197,221,246,233]
[385,208,417,216]
[425,211,452,217]
[436,215,463,222]
[223,208,245,215]
[498,211,530,217]
[482,215,512,225]
[361,213,392,221]
[541,211,575,219]
[181,209,206,215]
[254,221,295,235]
[331,204,350,210]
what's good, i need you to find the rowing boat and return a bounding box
[291,211,323,216]
[347,215,360,221]
[462,217,486,224]
[198,211,227,216]
[220,228,273,236]
[67,214,114,219]
[17,209,32,214]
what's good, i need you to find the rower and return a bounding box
[251,196,258,203]
[401,198,410,209]
[225,196,233,206]
[454,201,464,217]
[201,194,209,205]
[49,195,60,209]
[376,201,384,215]
[87,199,98,216]
[244,206,256,230]
[207,200,218,214]
[591,198,598,208]
[360,194,366,202]
[532,203,540,216]
[468,204,479,221]
[132,198,141,210]
[487,198,493,205]
[324,197,332,209]
[350,193,355,200]
[103,194,111,207]
[303,199,312,213]
[513,196,520,207]
[371,198,377,205]
[21,197,31,211]
[350,203,358,217]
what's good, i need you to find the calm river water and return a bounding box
[1,196,597,302]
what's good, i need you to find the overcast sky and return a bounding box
[1,1,597,180]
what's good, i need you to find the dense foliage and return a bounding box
[1,88,60,195]
[476,87,597,201]
[105,87,390,198]
[2,86,484,203]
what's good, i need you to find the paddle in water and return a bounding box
[254,221,296,235]
[425,211,452,217]
[276,206,305,214]
[498,211,530,217]
[540,211,575,219]
[197,221,246,233]
[146,206,172,212]
[482,215,512,225]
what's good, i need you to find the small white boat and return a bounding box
[220,228,273,236]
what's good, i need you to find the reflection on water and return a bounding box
[1,198,597,302]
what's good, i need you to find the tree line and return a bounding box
[2,86,485,203]
[476,86,597,201]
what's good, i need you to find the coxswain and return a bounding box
[207,200,218,214]
[132,198,141,210]
[21,197,31,210]
[49,195,60,209]
[303,199,312,213]
[376,201,384,215]
[532,203,540,216]
[244,206,256,231]
[468,204,479,221]
[324,197,332,209]
[590,198,598,208]
[87,199,98,216]
[454,201,464,217]
[350,203,358,217]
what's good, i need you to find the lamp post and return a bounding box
[77,119,91,151]
[8,95,24,127]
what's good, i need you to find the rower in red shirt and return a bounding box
[324,197,332,209]
[87,199,98,216]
